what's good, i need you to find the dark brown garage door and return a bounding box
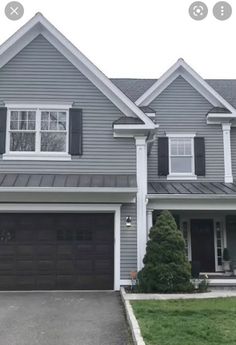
[0,213,114,290]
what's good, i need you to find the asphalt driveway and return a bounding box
[0,291,132,345]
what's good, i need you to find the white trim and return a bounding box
[147,209,153,236]
[148,197,236,210]
[0,203,121,290]
[166,133,196,138]
[3,153,71,161]
[135,58,236,116]
[0,13,154,128]
[120,279,132,286]
[4,107,70,159]
[135,136,147,270]
[5,103,72,110]
[167,175,197,180]
[222,123,233,183]
[168,136,195,178]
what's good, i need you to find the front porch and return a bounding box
[149,210,236,274]
[147,181,236,276]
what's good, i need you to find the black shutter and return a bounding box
[194,137,205,176]
[69,108,82,156]
[158,137,169,176]
[0,108,7,154]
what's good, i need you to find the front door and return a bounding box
[191,219,215,272]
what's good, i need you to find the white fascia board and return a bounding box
[136,58,236,115]
[147,197,236,211]
[5,103,72,109]
[207,114,236,124]
[0,187,137,193]
[166,133,196,137]
[0,13,154,128]
[113,124,158,130]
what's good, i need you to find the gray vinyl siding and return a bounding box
[120,203,137,279]
[148,76,224,181]
[230,127,236,180]
[0,35,136,174]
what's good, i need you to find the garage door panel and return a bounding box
[36,276,56,289]
[0,259,15,272]
[16,245,35,257]
[57,260,74,274]
[0,245,15,256]
[16,260,35,273]
[57,245,74,259]
[76,260,93,273]
[37,260,56,273]
[36,245,56,258]
[17,275,36,290]
[75,275,94,289]
[56,275,75,289]
[0,275,15,289]
[0,213,114,290]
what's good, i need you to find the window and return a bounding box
[168,135,195,177]
[6,107,69,159]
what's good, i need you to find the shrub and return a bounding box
[138,210,193,293]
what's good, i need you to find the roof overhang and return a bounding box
[113,123,159,137]
[147,194,236,211]
[0,187,137,203]
[207,113,236,125]
[0,13,155,128]
[135,58,236,117]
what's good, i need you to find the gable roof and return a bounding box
[111,59,236,115]
[111,78,236,108]
[0,13,155,128]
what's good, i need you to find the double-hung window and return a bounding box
[168,135,195,178]
[5,107,70,160]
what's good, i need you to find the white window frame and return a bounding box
[167,133,197,180]
[4,105,71,161]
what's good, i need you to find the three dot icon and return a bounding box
[189,1,232,21]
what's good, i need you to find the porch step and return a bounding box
[208,279,236,291]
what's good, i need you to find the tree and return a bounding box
[138,210,193,293]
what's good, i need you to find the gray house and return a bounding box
[0,13,235,290]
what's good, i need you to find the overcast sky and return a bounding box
[0,0,235,79]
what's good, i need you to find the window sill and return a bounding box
[2,153,72,161]
[167,174,197,181]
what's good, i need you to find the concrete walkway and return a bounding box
[121,287,236,300]
[0,291,132,345]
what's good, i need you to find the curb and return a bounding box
[122,290,236,301]
[120,287,146,345]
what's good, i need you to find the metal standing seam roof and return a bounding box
[0,174,137,189]
[148,182,236,195]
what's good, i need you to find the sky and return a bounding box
[0,0,235,79]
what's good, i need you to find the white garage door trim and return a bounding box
[0,203,121,291]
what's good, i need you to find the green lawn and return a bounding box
[131,298,236,345]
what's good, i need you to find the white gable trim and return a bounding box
[135,59,236,115]
[0,13,155,129]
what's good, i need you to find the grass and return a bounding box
[131,298,236,345]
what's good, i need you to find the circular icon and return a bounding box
[189,1,208,20]
[213,1,232,20]
[5,1,24,21]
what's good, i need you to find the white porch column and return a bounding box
[222,123,233,183]
[147,209,153,237]
[135,136,147,271]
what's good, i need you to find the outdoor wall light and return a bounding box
[126,216,132,228]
